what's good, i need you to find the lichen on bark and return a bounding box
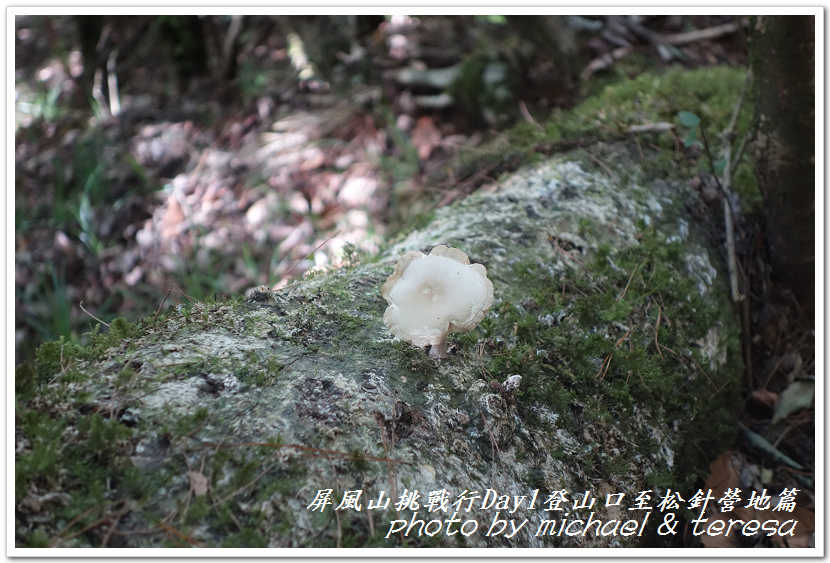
[17,139,742,548]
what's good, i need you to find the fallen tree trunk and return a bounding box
[17,142,741,549]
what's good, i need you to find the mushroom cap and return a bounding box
[381,245,494,347]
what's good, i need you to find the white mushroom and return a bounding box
[381,245,494,359]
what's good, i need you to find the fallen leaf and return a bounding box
[411,116,441,160]
[186,470,209,496]
[160,195,185,240]
[699,511,743,548]
[704,450,743,497]
[749,388,778,410]
[772,380,814,424]
[770,505,815,548]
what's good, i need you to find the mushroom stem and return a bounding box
[429,338,448,359]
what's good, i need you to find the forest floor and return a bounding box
[13,14,814,548]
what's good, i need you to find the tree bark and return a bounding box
[749,16,816,314]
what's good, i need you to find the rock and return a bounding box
[16,144,741,548]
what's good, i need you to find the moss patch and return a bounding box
[15,63,748,548]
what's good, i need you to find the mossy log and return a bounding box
[16,142,742,549]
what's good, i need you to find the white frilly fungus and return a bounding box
[381,245,494,359]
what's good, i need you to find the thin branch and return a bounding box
[210,464,275,509]
[276,229,341,285]
[618,262,641,301]
[698,122,741,302]
[79,300,110,328]
[724,71,752,140]
[157,521,205,548]
[152,284,202,323]
[730,132,750,178]
[722,198,740,301]
[615,329,633,349]
[637,370,651,391]
[51,503,107,546]
[595,353,613,380]
[580,46,632,81]
[625,122,675,134]
[654,306,663,358]
[518,101,544,131]
[478,408,501,462]
[662,20,747,46]
[100,502,131,547]
[581,147,620,184]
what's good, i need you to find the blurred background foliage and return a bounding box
[14,14,751,364]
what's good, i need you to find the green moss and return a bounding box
[15,396,141,545]
[79,317,145,363]
[437,65,756,213]
[184,494,211,523]
[109,317,134,339]
[222,528,268,548]
[22,528,51,548]
[229,460,259,490]
[471,208,740,491]
[15,362,37,400]
[400,210,437,237]
[34,336,81,383]
[171,407,210,436]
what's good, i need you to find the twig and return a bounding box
[730,132,750,178]
[658,344,719,392]
[596,353,613,380]
[654,306,663,358]
[718,71,752,303]
[436,162,499,208]
[662,20,746,46]
[375,414,399,534]
[478,409,501,463]
[724,72,751,139]
[637,370,651,391]
[276,229,341,285]
[152,284,202,323]
[100,502,131,547]
[518,101,544,131]
[211,463,275,509]
[618,262,641,300]
[220,15,244,79]
[722,197,740,302]
[581,148,619,184]
[625,122,675,134]
[158,521,205,548]
[615,329,633,348]
[323,458,343,548]
[580,46,632,81]
[697,123,739,303]
[79,300,111,328]
[51,502,107,546]
[110,526,164,537]
[737,259,754,390]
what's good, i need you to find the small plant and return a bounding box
[15,83,63,126]
[677,111,727,173]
